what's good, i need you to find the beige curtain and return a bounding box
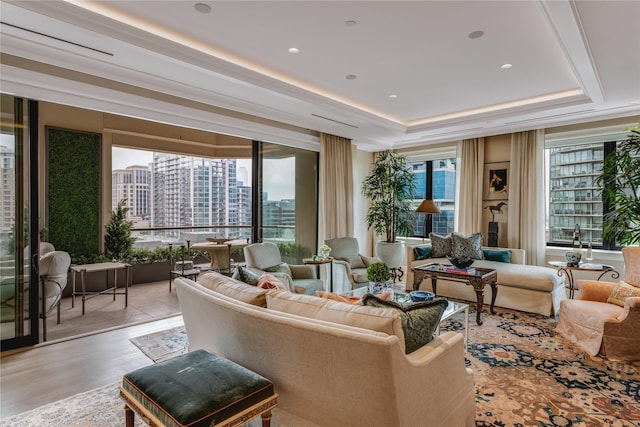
[319,133,354,241]
[456,138,485,235]
[507,129,546,265]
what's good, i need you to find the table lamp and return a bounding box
[415,199,441,241]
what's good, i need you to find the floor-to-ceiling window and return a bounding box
[405,156,457,238]
[1,95,38,350]
[255,142,318,263]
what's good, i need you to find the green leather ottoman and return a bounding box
[120,349,278,427]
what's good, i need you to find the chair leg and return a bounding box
[57,300,61,324]
[125,404,135,427]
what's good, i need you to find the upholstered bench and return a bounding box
[120,349,278,427]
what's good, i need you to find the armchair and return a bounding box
[556,246,640,361]
[39,250,71,341]
[243,242,323,295]
[324,237,382,293]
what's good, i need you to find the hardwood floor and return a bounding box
[0,281,184,419]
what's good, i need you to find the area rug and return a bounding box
[4,307,640,426]
[129,325,188,362]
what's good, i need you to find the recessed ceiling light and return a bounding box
[288,47,300,54]
[501,63,513,69]
[468,30,484,39]
[389,94,398,99]
[194,3,211,14]
[345,20,357,27]
[346,74,357,80]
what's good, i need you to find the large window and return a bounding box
[406,157,457,237]
[546,129,634,250]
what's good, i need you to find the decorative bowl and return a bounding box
[447,256,474,269]
[409,290,435,302]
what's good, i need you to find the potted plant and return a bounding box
[104,199,134,262]
[362,150,416,268]
[596,126,640,246]
[366,261,392,295]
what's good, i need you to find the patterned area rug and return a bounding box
[3,306,639,426]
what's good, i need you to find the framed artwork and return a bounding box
[484,161,509,200]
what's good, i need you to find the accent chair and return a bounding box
[324,237,382,293]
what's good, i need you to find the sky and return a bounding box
[112,147,294,200]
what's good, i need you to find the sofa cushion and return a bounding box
[429,233,452,258]
[451,232,483,260]
[607,282,640,307]
[198,272,268,307]
[413,244,432,261]
[482,249,512,263]
[362,294,448,354]
[265,291,406,351]
[491,263,563,292]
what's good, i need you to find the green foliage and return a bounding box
[366,261,391,283]
[276,242,312,264]
[47,128,101,260]
[362,150,416,243]
[104,199,134,261]
[596,126,640,246]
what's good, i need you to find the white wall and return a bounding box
[352,147,374,256]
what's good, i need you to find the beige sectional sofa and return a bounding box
[406,244,566,316]
[175,272,475,427]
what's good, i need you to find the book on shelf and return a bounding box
[444,266,476,275]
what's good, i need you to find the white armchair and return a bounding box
[243,242,323,295]
[39,250,71,341]
[324,237,382,293]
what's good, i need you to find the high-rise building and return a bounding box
[0,146,15,242]
[548,144,604,246]
[410,159,456,237]
[112,165,151,221]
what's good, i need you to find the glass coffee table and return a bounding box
[344,286,469,351]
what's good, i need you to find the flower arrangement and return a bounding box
[318,244,331,259]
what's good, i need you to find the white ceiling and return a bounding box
[1,0,639,151]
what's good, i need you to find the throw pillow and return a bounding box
[234,266,262,286]
[607,281,640,307]
[339,256,366,269]
[362,293,448,354]
[265,263,293,277]
[316,291,362,305]
[482,249,512,263]
[257,273,288,291]
[429,233,452,258]
[451,232,484,260]
[413,244,432,261]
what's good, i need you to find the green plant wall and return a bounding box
[47,127,101,260]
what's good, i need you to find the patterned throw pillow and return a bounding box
[233,266,262,286]
[451,232,484,260]
[429,233,452,258]
[607,282,640,307]
[265,263,293,277]
[362,293,448,354]
[413,244,432,261]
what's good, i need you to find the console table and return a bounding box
[413,263,497,325]
[71,262,131,315]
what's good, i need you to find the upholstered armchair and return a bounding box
[556,246,640,361]
[39,250,71,341]
[243,242,323,295]
[324,237,382,293]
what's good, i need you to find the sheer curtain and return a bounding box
[507,129,546,265]
[456,138,485,235]
[319,133,353,241]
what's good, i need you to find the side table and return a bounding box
[303,257,334,292]
[548,261,620,299]
[71,262,131,315]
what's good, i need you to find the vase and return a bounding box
[319,248,330,259]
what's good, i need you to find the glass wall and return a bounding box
[256,142,318,264]
[1,95,38,348]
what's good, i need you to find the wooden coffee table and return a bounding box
[413,263,497,325]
